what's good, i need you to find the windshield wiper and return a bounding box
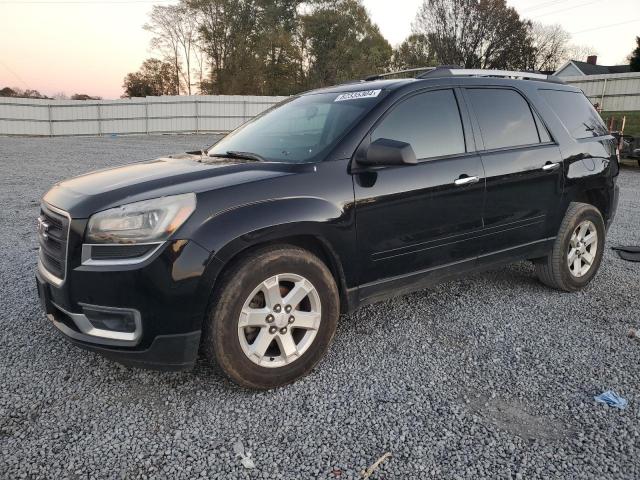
[209,150,266,162]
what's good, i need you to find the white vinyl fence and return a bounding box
[562,72,640,112]
[0,94,288,136]
[3,74,639,137]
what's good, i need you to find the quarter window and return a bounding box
[372,89,466,159]
[539,89,608,139]
[467,88,540,150]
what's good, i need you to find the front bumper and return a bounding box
[36,238,222,371]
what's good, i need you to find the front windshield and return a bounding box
[207,91,384,163]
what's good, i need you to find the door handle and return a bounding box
[454,175,480,186]
[542,162,560,171]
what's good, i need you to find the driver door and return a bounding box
[352,88,485,301]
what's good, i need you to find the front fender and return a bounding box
[189,195,358,290]
[193,197,346,255]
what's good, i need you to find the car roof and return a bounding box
[302,69,579,96]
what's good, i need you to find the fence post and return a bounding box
[145,99,149,135]
[195,97,199,134]
[48,103,53,136]
[243,100,247,122]
[97,103,102,136]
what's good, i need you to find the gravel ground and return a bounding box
[1,134,639,479]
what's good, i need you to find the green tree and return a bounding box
[392,34,435,70]
[256,0,305,95]
[188,0,261,94]
[71,93,102,100]
[0,87,47,98]
[122,59,180,98]
[164,0,392,94]
[629,36,640,72]
[189,0,304,95]
[0,87,17,97]
[302,0,392,88]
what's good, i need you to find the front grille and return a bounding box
[38,204,70,281]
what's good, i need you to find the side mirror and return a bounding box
[358,138,417,166]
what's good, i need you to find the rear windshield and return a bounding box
[539,89,608,139]
[207,91,384,163]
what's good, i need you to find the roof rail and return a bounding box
[416,67,565,84]
[361,66,565,84]
[364,67,441,81]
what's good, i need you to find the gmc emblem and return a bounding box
[37,217,50,240]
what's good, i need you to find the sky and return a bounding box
[0,0,638,99]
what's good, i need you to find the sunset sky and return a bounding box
[1,0,638,99]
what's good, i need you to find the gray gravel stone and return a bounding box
[1,135,639,479]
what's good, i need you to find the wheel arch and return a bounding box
[215,234,352,314]
[574,188,610,220]
[190,197,357,316]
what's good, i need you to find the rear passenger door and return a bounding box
[353,88,485,297]
[463,87,563,258]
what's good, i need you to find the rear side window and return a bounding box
[372,89,466,159]
[467,88,540,150]
[539,89,608,139]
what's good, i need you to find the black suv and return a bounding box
[36,68,619,389]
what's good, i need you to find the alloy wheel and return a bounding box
[567,220,598,278]
[237,273,322,368]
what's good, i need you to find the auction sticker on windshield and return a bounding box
[334,89,381,102]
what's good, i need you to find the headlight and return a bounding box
[86,193,196,244]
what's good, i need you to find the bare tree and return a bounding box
[187,0,234,94]
[527,22,570,71]
[145,2,200,95]
[145,5,183,93]
[524,22,596,71]
[565,43,597,63]
[173,3,200,95]
[413,0,532,70]
[192,40,208,92]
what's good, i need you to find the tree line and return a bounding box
[117,0,632,98]
[124,0,393,97]
[0,87,101,100]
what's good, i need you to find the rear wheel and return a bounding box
[203,245,339,389]
[535,202,605,292]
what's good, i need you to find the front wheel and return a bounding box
[535,202,605,292]
[203,245,339,389]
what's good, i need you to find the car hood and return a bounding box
[43,152,293,218]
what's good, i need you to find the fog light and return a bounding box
[82,306,137,333]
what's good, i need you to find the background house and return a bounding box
[554,56,631,78]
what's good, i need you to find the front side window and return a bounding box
[207,91,383,163]
[539,89,608,139]
[467,88,540,150]
[371,89,466,160]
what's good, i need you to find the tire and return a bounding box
[535,202,605,292]
[202,245,339,389]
